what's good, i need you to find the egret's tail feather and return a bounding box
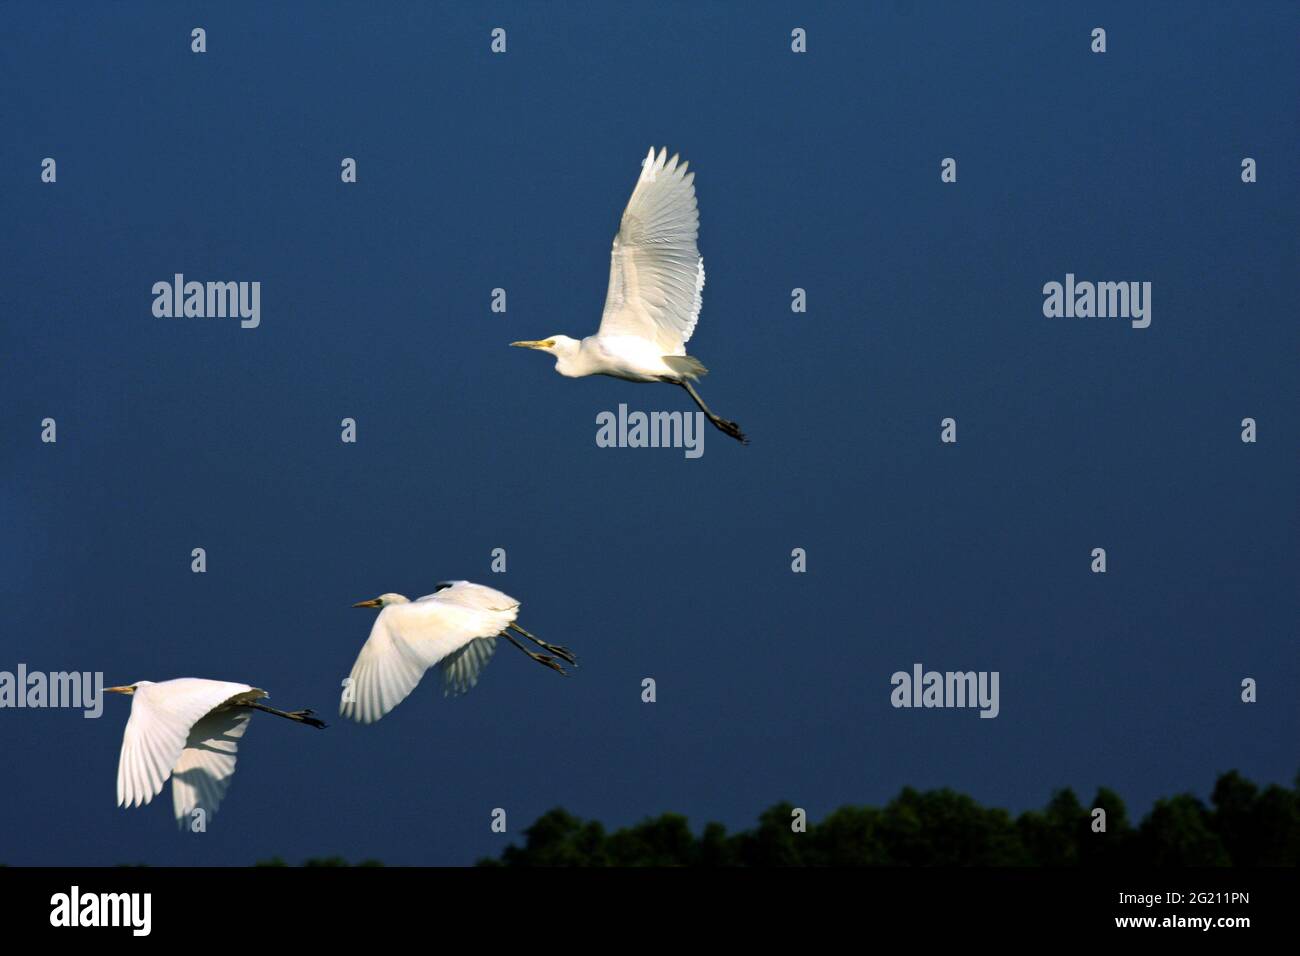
[663,355,708,381]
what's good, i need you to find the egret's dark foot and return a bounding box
[251,701,328,728]
[510,623,578,665]
[710,416,749,444]
[503,629,569,675]
[543,644,578,666]
[291,710,328,729]
[529,652,569,676]
[676,380,749,445]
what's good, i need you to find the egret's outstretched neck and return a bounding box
[550,335,589,377]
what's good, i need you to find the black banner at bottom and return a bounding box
[0,865,1284,940]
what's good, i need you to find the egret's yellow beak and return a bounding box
[510,339,554,350]
[352,598,382,608]
[105,685,135,695]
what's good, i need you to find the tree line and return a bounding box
[245,770,1297,867]
[475,770,1298,867]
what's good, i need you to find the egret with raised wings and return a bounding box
[511,146,748,443]
[106,679,324,827]
[341,580,574,725]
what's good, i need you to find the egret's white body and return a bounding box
[106,678,324,827]
[551,334,686,383]
[341,580,574,725]
[513,146,747,442]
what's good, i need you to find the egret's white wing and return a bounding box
[116,678,258,810]
[341,582,520,723]
[440,637,498,697]
[170,706,253,827]
[417,580,520,613]
[598,146,704,356]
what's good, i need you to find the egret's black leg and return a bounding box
[510,623,577,665]
[501,630,568,675]
[677,381,748,444]
[248,702,327,729]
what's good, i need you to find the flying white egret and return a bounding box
[106,678,324,827]
[512,146,748,443]
[341,580,574,725]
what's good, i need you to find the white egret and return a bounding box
[106,678,324,827]
[512,146,748,443]
[341,580,574,725]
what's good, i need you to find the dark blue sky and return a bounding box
[1,2,1295,865]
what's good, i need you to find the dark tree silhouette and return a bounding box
[475,770,1299,867]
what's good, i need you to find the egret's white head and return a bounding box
[511,335,583,375]
[352,593,409,609]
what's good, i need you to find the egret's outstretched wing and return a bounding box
[440,637,498,697]
[341,582,520,723]
[598,146,704,356]
[116,679,258,810]
[171,706,253,827]
[417,580,520,614]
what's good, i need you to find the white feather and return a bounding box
[115,678,261,812]
[598,146,705,356]
[340,582,520,724]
